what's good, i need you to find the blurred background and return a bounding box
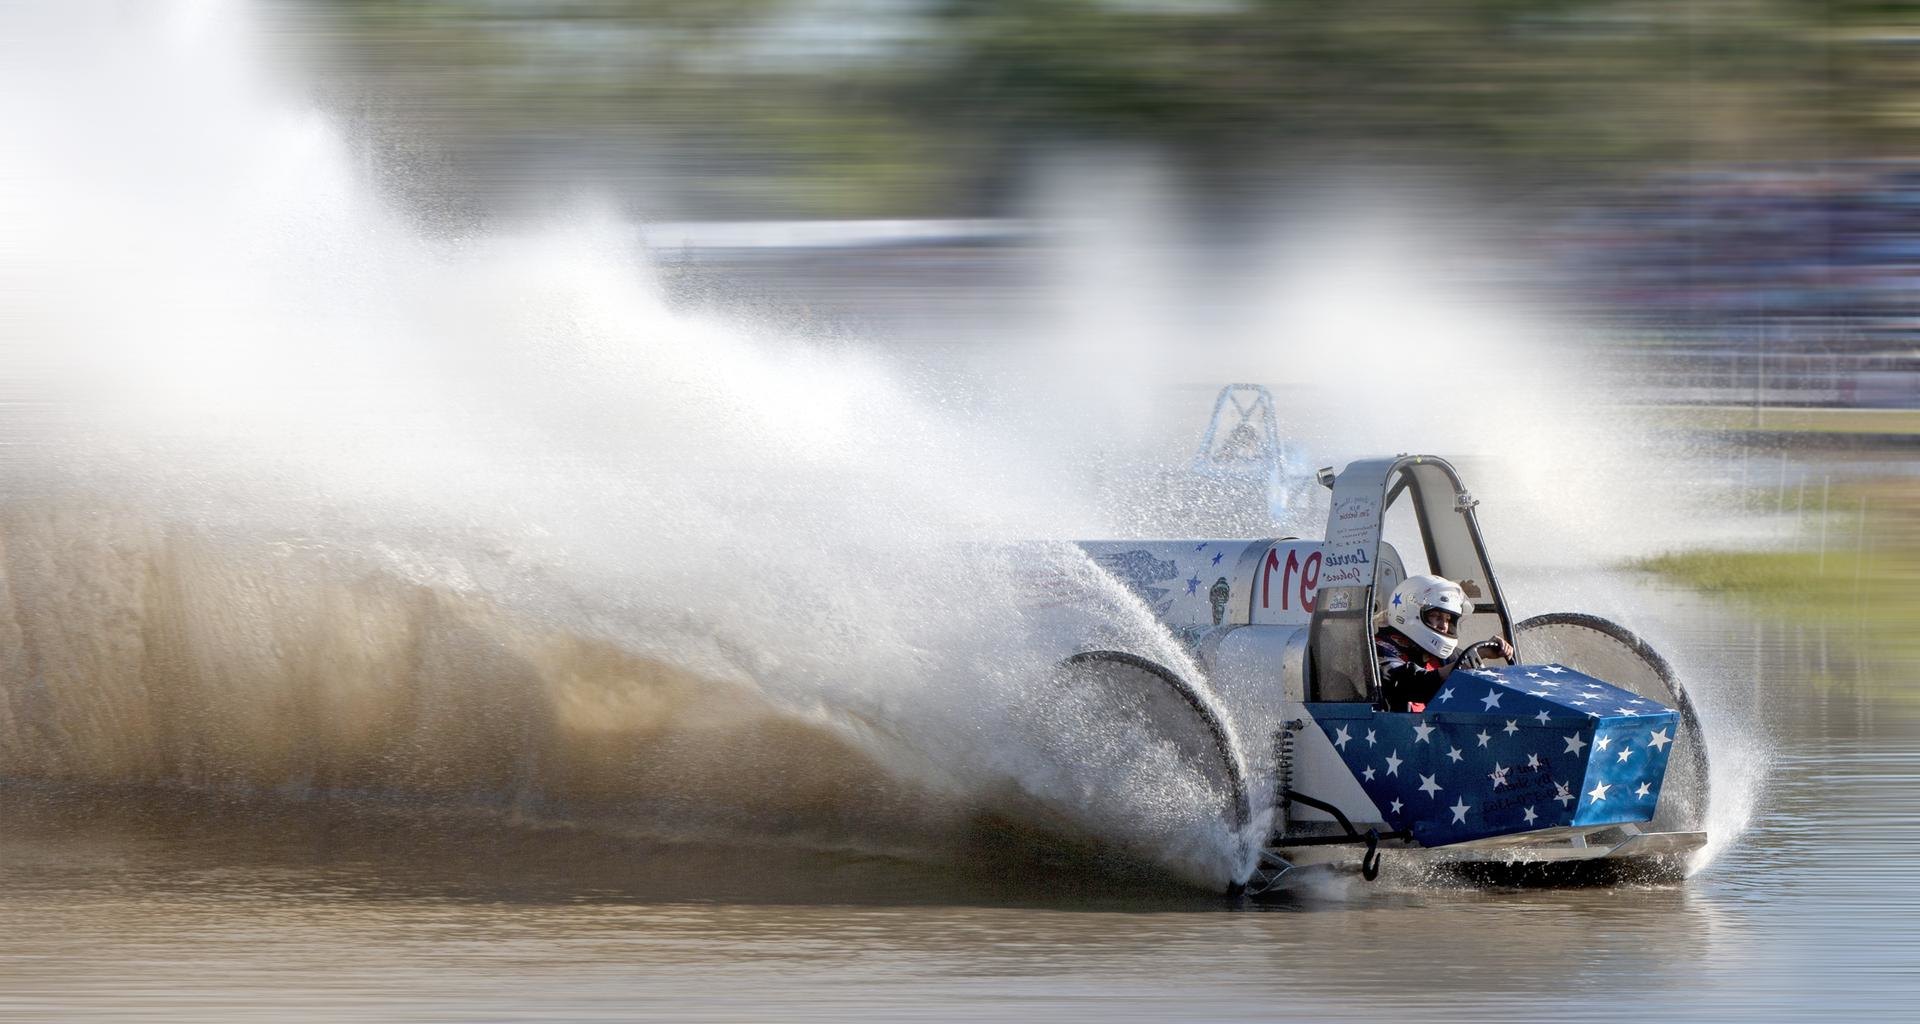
[278,1,1920,403]
[271,0,1920,664]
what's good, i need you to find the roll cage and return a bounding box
[1306,455,1514,703]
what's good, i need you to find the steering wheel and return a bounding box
[1469,637,1515,667]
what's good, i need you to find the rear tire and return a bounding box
[1054,651,1253,834]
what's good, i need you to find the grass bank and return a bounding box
[1632,476,1920,667]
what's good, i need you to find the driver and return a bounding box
[1376,574,1514,712]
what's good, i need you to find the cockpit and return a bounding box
[1306,456,1514,705]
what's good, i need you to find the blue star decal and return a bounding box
[1392,593,1403,606]
[1186,575,1202,595]
[1308,664,1680,846]
[1211,552,1223,565]
[1194,542,1208,552]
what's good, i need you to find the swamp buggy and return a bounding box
[1055,453,1710,896]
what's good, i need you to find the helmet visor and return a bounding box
[1421,607,1460,637]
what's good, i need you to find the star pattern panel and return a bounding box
[1306,664,1679,846]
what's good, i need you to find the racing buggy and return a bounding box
[1058,454,1710,895]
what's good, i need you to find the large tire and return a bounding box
[1055,651,1252,834]
[1513,613,1709,833]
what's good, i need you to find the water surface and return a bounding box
[3,598,1914,1023]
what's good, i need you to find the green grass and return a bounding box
[1632,477,1920,680]
[1635,546,1920,698]
[1633,548,1879,610]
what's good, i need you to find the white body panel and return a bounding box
[1247,540,1325,626]
[1202,625,1306,709]
[1073,539,1266,628]
[1282,702,1385,825]
[1197,624,1303,815]
[1201,626,1393,830]
[1072,540,1406,631]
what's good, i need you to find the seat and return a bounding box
[1307,542,1409,703]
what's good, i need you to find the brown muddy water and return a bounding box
[2,583,1914,1023]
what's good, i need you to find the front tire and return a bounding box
[1513,613,1709,833]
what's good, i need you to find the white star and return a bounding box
[1616,747,1633,764]
[1525,670,1541,678]
[1526,753,1541,769]
[1554,782,1575,807]
[1436,688,1454,704]
[1413,721,1436,743]
[1536,679,1560,688]
[1489,763,1509,789]
[1365,729,1377,747]
[1646,727,1672,752]
[1595,735,1612,751]
[1545,665,1566,674]
[1419,774,1443,799]
[1333,725,1351,750]
[1629,698,1646,705]
[1534,710,1552,725]
[1384,750,1403,776]
[1446,745,1464,763]
[1588,781,1612,804]
[1563,733,1588,755]
[1480,690,1503,711]
[1530,690,1551,697]
[1467,669,1497,679]
[1635,782,1653,799]
[1503,719,1520,737]
[1522,806,1538,825]
[1616,707,1640,717]
[1475,729,1491,748]
[1363,766,1377,781]
[1449,797,1471,824]
[1389,798,1404,814]
[1571,699,1588,706]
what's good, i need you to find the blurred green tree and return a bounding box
[297,0,1920,218]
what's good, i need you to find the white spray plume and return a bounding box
[0,0,1253,888]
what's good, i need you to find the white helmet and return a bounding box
[1387,574,1472,659]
